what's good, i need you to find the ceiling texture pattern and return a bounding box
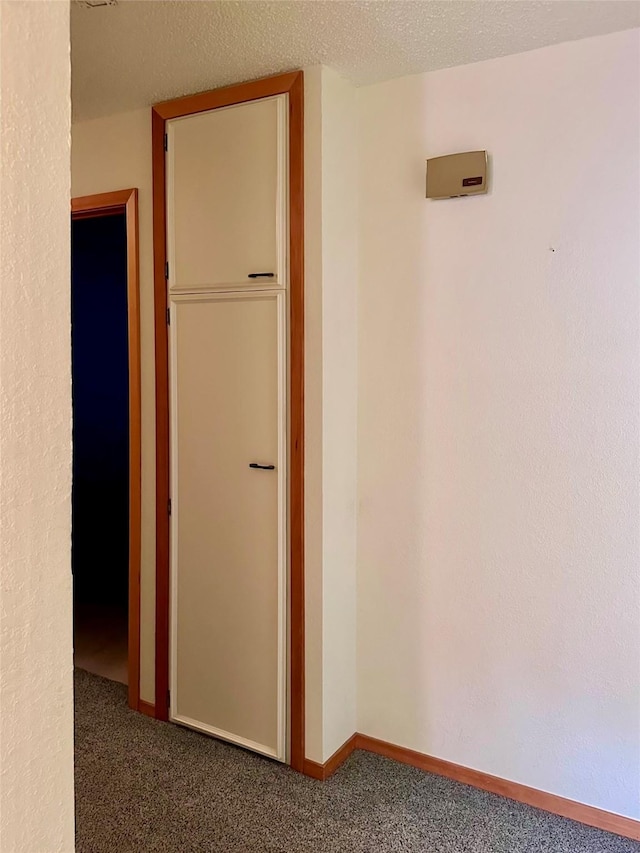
[71,0,640,120]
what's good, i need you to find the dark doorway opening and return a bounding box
[72,212,129,685]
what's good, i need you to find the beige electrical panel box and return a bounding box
[426,150,488,199]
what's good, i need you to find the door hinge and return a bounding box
[168,498,172,516]
[164,133,168,152]
[165,261,169,280]
[166,307,170,325]
[166,688,171,710]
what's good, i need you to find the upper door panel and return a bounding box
[167,95,287,292]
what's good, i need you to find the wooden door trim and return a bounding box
[151,107,170,723]
[151,71,305,771]
[152,71,301,121]
[71,188,142,713]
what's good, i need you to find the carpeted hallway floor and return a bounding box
[74,670,639,853]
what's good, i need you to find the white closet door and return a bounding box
[169,291,287,760]
[167,96,287,292]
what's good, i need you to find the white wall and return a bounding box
[304,66,359,763]
[72,108,156,702]
[357,28,640,818]
[320,68,358,760]
[0,2,75,850]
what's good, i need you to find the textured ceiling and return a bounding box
[71,0,640,121]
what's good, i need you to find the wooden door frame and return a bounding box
[151,71,305,772]
[71,188,142,712]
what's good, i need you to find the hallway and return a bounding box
[74,671,637,853]
[74,603,128,685]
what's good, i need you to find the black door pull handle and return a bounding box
[249,463,275,470]
[248,272,275,278]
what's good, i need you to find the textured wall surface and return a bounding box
[72,109,156,703]
[0,2,75,850]
[357,29,640,818]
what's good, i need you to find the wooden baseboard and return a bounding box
[301,758,325,780]
[127,707,640,840]
[355,734,640,841]
[303,734,358,781]
[138,699,156,719]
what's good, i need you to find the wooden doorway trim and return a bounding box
[71,188,142,712]
[151,71,305,771]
